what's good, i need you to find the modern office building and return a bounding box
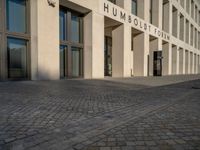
[0,0,200,80]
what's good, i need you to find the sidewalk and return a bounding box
[103,75,200,86]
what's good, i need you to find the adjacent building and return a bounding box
[0,0,200,80]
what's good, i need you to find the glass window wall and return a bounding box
[59,8,83,78]
[7,37,27,78]
[132,0,137,16]
[0,0,30,80]
[59,10,66,41]
[6,0,27,33]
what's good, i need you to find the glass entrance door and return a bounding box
[104,36,112,76]
[60,45,67,78]
[60,46,82,78]
[153,51,162,76]
[59,8,83,78]
[71,47,82,77]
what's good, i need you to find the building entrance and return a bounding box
[71,47,83,77]
[59,7,83,78]
[104,36,112,76]
[60,46,83,78]
[153,51,163,76]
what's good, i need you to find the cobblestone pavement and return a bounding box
[0,76,200,150]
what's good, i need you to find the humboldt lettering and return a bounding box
[120,12,126,21]
[113,8,117,16]
[103,2,170,41]
[104,3,109,13]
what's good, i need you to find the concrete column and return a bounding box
[185,20,190,44]
[30,0,60,80]
[151,0,163,28]
[185,50,190,74]
[179,15,185,41]
[84,12,104,79]
[196,55,198,74]
[149,39,162,76]
[133,33,149,76]
[198,55,200,73]
[112,25,132,77]
[198,31,199,49]
[190,25,193,46]
[191,0,194,19]
[177,12,180,39]
[191,52,194,74]
[172,46,179,75]
[194,54,197,74]
[186,0,191,15]
[193,27,195,47]
[179,48,185,74]
[172,8,178,37]
[163,1,172,34]
[137,0,150,21]
[162,43,172,75]
[180,0,185,8]
[198,32,200,50]
[190,52,194,74]
[196,54,198,74]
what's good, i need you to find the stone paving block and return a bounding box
[100,147,111,150]
[0,78,200,150]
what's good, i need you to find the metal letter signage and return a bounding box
[47,0,56,7]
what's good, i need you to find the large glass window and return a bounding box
[7,37,27,78]
[71,14,81,43]
[6,0,27,33]
[59,8,83,78]
[0,0,29,80]
[60,45,67,78]
[59,10,66,41]
[71,47,82,77]
[104,36,112,76]
[132,0,137,16]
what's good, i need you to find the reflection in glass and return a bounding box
[59,10,66,41]
[7,0,26,33]
[132,0,137,15]
[7,38,27,78]
[71,47,81,77]
[71,14,82,43]
[60,45,67,78]
[104,37,112,76]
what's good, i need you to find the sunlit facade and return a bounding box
[0,0,200,80]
